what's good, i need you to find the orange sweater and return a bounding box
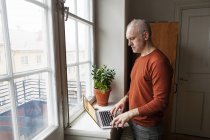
[128,49,173,127]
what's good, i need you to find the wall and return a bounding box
[94,0,205,102]
[128,0,176,22]
[95,0,126,102]
[127,0,210,21]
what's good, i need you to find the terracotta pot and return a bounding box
[94,89,111,106]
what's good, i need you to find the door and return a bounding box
[150,22,178,133]
[176,7,210,137]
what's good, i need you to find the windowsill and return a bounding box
[64,101,117,139]
[69,96,96,123]
[32,125,58,140]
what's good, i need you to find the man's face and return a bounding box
[126,25,146,53]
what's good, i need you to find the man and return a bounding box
[110,19,173,140]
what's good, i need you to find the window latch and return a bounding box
[57,0,69,21]
[64,7,69,21]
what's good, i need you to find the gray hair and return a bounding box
[127,19,152,39]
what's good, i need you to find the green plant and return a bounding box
[91,65,116,93]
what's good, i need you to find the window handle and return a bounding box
[64,7,69,21]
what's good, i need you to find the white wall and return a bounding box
[95,0,126,102]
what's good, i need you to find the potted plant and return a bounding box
[91,65,116,106]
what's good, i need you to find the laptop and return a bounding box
[83,96,129,129]
[83,96,113,129]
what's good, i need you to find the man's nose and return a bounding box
[128,40,131,46]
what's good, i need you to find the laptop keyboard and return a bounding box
[99,111,113,127]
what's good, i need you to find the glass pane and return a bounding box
[6,0,48,73]
[65,19,77,64]
[77,0,92,22]
[36,0,45,3]
[79,63,92,98]
[0,81,14,140]
[67,67,79,116]
[14,73,48,139]
[65,0,75,15]
[65,0,92,22]
[78,22,92,62]
[0,12,7,75]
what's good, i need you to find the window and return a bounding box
[0,0,58,139]
[36,55,41,64]
[21,56,28,65]
[64,0,94,123]
[0,9,6,75]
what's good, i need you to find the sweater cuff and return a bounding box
[138,105,150,116]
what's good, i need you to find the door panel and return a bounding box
[203,94,210,135]
[176,7,210,137]
[150,22,178,133]
[177,91,204,132]
[150,22,178,71]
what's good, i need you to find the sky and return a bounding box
[6,0,44,32]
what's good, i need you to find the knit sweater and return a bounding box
[128,49,173,127]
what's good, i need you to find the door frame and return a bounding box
[172,0,210,133]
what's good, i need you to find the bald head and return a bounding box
[127,19,152,41]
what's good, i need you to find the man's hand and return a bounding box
[111,108,139,128]
[111,112,131,128]
[110,95,128,117]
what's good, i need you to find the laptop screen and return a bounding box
[83,96,97,122]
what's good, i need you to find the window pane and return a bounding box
[65,0,92,22]
[79,63,92,98]
[14,73,48,139]
[67,66,83,118]
[65,19,77,65]
[67,67,78,113]
[36,0,45,3]
[0,81,14,140]
[1,0,57,139]
[65,0,94,123]
[6,0,48,73]
[77,0,92,21]
[78,22,92,62]
[0,13,7,75]
[65,0,75,15]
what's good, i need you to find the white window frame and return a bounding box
[0,0,59,139]
[63,0,95,125]
[0,53,1,62]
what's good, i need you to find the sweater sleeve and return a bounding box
[138,60,173,116]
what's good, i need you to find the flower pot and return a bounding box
[94,89,111,106]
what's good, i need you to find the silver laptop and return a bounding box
[83,96,113,129]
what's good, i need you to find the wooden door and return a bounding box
[175,7,210,137]
[150,22,179,133]
[150,22,178,72]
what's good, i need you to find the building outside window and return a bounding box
[21,56,28,65]
[0,0,58,139]
[64,0,94,123]
[36,55,41,64]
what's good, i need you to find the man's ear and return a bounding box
[144,32,149,40]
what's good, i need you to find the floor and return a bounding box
[164,133,210,140]
[120,127,210,140]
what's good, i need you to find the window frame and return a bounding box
[0,0,60,139]
[63,0,95,125]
